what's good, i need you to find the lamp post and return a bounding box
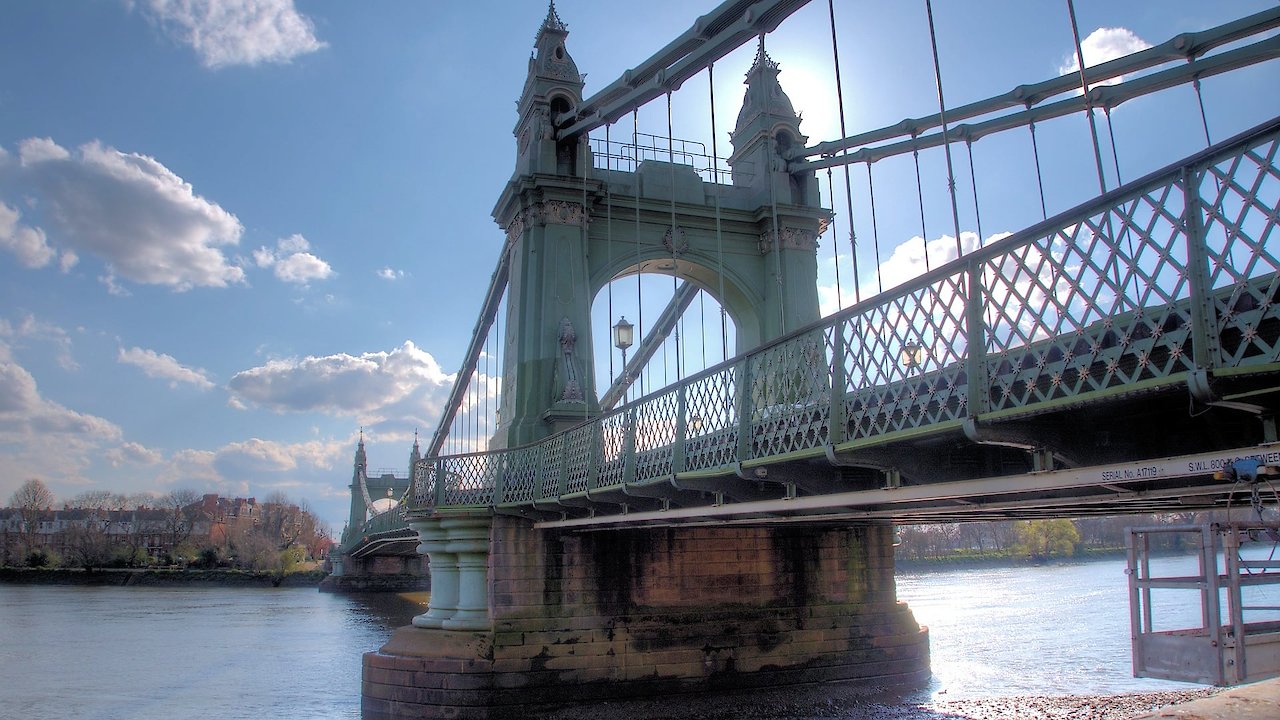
[901,342,923,374]
[613,315,634,401]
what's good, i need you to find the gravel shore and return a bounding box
[524,686,1219,720]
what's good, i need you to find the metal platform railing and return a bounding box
[1128,521,1280,685]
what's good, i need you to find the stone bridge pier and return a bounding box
[362,514,929,719]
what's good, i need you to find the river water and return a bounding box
[2,551,1276,719]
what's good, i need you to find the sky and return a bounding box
[1,0,1276,535]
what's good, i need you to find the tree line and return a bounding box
[896,509,1278,563]
[4,478,333,573]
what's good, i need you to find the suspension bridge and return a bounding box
[352,2,1279,716]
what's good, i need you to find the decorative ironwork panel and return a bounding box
[684,365,739,471]
[1199,135,1280,366]
[540,435,566,499]
[843,270,969,441]
[747,330,831,458]
[439,452,496,506]
[412,459,435,508]
[499,445,541,505]
[595,409,628,488]
[563,423,596,494]
[633,388,676,481]
[982,176,1194,411]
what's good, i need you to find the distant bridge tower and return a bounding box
[342,431,370,542]
[340,431,415,548]
[492,7,829,447]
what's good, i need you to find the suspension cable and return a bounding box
[667,91,682,382]
[866,162,884,294]
[925,0,964,259]
[827,0,860,304]
[581,131,590,421]
[606,123,614,386]
[912,143,931,272]
[1192,77,1214,146]
[699,289,707,370]
[633,108,644,399]
[1103,107,1123,185]
[495,292,502,434]
[762,34,786,335]
[483,320,489,449]
[1028,116,1048,220]
[1066,0,1110,195]
[826,167,843,310]
[709,63,729,358]
[965,137,985,246]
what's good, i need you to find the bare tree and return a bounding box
[10,479,54,556]
[158,489,201,548]
[261,491,304,550]
[71,490,128,511]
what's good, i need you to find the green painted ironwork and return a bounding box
[414,116,1280,514]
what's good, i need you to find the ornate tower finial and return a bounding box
[542,1,568,36]
[748,35,779,75]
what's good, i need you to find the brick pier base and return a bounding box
[363,518,929,719]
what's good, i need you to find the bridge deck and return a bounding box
[403,116,1280,531]
[411,116,1280,528]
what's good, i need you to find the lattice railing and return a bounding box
[413,117,1280,513]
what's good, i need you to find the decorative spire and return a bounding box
[747,35,779,76]
[412,428,420,452]
[543,1,568,34]
[358,426,365,447]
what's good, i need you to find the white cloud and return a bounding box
[0,314,79,371]
[211,437,343,478]
[106,441,164,468]
[18,137,70,165]
[252,233,334,284]
[377,267,405,281]
[274,252,333,283]
[227,341,467,433]
[1059,27,1152,86]
[3,137,246,291]
[118,346,216,390]
[0,201,55,269]
[277,233,309,254]
[140,0,326,69]
[0,360,121,441]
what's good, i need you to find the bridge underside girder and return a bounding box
[515,371,1279,529]
[347,528,420,559]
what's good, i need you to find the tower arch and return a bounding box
[491,8,828,448]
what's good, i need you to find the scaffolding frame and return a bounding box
[1127,522,1280,685]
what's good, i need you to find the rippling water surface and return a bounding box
[3,549,1276,718]
[0,585,419,720]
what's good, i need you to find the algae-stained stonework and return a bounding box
[363,518,928,718]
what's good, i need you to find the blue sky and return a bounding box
[1,0,1276,534]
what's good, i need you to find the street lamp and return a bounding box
[901,342,923,373]
[613,315,634,402]
[613,315,634,364]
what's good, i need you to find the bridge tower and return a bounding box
[342,430,370,542]
[365,6,926,717]
[491,7,828,447]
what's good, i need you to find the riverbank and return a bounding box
[895,547,1129,571]
[0,566,327,587]
[515,684,1219,719]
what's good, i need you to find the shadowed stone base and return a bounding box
[362,521,929,719]
[364,612,928,719]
